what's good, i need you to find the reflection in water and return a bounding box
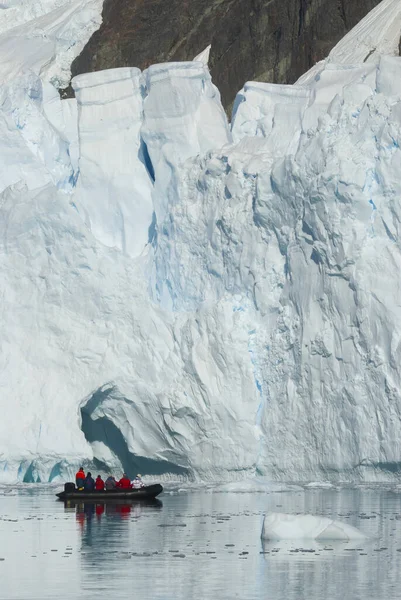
[65,499,163,548]
[2,488,401,600]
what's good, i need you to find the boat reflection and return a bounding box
[65,498,162,524]
[65,499,163,547]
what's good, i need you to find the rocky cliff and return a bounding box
[64,0,383,108]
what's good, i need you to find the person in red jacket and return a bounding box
[75,467,85,490]
[117,473,132,489]
[95,475,105,491]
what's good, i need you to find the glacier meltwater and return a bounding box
[1,0,401,483]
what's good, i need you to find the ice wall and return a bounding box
[142,61,231,224]
[72,68,153,256]
[0,179,260,483]
[3,0,401,483]
[232,81,310,152]
[151,51,401,480]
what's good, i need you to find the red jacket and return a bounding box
[95,477,105,491]
[117,477,132,489]
[76,469,85,481]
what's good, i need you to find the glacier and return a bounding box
[2,0,401,484]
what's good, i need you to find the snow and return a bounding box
[2,0,401,483]
[0,0,103,192]
[297,0,401,85]
[328,0,401,65]
[261,513,367,541]
[0,0,104,87]
[0,1,82,37]
[193,45,211,65]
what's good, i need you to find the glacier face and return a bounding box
[2,0,401,483]
[72,67,154,257]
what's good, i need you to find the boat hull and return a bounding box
[56,483,163,501]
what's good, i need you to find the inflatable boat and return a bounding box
[56,483,163,501]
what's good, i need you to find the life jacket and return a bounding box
[95,477,105,491]
[117,477,132,489]
[75,469,85,481]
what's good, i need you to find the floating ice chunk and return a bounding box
[261,513,367,541]
[212,479,301,493]
[305,482,335,489]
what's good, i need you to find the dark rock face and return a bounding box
[65,0,382,109]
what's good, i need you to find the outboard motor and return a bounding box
[64,482,76,493]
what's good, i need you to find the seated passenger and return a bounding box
[84,472,95,491]
[105,475,117,490]
[131,474,145,489]
[117,473,132,489]
[75,466,85,491]
[95,475,105,491]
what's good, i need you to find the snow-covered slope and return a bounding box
[0,0,103,87]
[298,0,401,85]
[328,0,401,65]
[0,0,104,194]
[2,0,401,483]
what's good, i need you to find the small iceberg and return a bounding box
[212,478,301,493]
[304,481,335,489]
[261,513,367,541]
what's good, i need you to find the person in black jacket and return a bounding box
[84,472,95,491]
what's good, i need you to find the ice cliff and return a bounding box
[2,0,401,483]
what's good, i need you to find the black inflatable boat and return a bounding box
[56,483,163,501]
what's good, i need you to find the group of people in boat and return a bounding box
[75,467,145,492]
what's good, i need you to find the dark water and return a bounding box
[1,485,401,600]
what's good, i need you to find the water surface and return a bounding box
[1,484,400,599]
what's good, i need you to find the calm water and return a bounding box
[1,484,401,600]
